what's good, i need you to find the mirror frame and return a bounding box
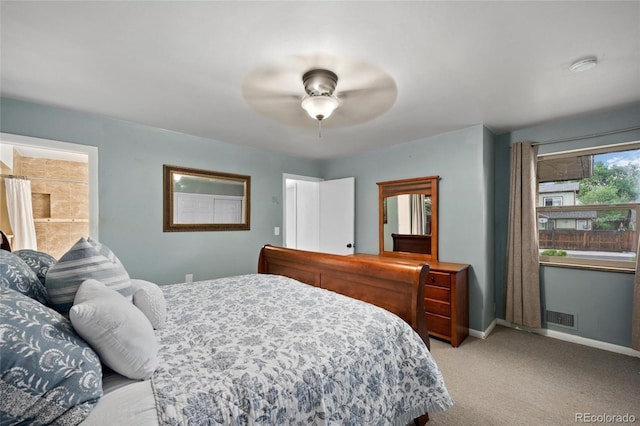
[377,176,439,261]
[163,164,251,232]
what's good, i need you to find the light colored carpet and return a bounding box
[427,326,640,425]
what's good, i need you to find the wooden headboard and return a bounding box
[258,245,430,348]
[392,233,432,254]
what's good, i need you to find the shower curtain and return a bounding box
[4,177,38,251]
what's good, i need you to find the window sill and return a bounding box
[539,260,635,274]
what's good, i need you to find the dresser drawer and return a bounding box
[426,313,451,337]
[425,285,450,303]
[426,271,450,288]
[425,298,451,317]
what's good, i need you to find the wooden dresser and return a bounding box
[354,254,469,347]
[424,261,469,347]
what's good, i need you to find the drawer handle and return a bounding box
[430,276,436,282]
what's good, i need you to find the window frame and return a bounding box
[537,142,640,272]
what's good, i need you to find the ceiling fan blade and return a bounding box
[243,90,301,101]
[337,85,395,100]
[331,90,398,127]
[337,71,397,96]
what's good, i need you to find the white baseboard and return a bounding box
[496,319,640,358]
[469,318,497,339]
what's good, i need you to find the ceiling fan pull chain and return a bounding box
[318,120,322,138]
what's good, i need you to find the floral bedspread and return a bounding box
[151,274,453,425]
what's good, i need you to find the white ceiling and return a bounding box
[1,1,639,160]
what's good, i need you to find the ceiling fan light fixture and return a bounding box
[301,95,339,121]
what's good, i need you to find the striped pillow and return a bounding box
[45,237,133,315]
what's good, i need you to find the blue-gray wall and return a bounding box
[1,97,322,284]
[1,98,497,333]
[322,125,496,333]
[494,104,640,347]
[4,95,638,347]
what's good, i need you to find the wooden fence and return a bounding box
[539,230,637,252]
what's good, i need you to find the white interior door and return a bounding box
[292,180,319,251]
[285,184,297,248]
[283,175,355,255]
[319,177,355,255]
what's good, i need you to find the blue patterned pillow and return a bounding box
[46,237,133,315]
[0,287,103,425]
[14,249,57,288]
[0,249,49,305]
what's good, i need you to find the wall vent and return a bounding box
[545,310,577,329]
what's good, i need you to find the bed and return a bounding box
[1,243,453,425]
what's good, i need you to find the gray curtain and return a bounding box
[633,235,640,350]
[410,194,425,234]
[505,142,541,328]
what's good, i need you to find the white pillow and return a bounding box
[70,279,158,380]
[131,279,167,330]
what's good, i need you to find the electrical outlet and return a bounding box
[185,273,193,283]
[274,226,280,236]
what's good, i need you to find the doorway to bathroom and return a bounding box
[0,133,98,258]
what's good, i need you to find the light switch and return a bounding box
[274,226,280,236]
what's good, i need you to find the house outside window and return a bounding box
[537,142,640,271]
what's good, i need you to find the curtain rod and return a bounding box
[531,125,640,146]
[0,174,28,179]
[0,174,87,184]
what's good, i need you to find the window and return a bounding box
[537,142,640,271]
[576,219,589,230]
[543,196,563,206]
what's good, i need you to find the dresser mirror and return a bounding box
[377,176,439,261]
[163,164,251,232]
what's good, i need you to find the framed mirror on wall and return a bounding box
[377,176,439,261]
[163,165,251,232]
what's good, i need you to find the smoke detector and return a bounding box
[569,57,598,73]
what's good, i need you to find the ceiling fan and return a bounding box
[241,54,397,130]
